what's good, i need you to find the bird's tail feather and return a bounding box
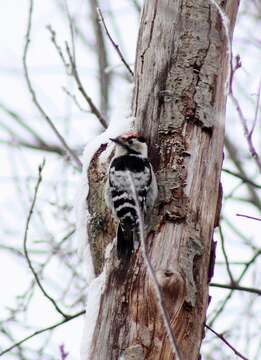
[117,224,133,259]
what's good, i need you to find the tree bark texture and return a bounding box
[85,1,240,359]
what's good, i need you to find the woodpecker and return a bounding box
[105,132,158,259]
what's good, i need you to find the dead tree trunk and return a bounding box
[85,1,240,359]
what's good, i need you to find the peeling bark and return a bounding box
[85,1,240,359]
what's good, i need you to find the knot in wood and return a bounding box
[147,269,186,321]
[122,344,144,360]
[155,269,185,300]
[158,89,174,103]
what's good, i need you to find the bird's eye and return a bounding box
[137,136,145,143]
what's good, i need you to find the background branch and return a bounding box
[0,310,85,356]
[236,213,261,222]
[23,0,82,169]
[97,8,134,77]
[205,324,249,360]
[222,168,261,189]
[225,136,261,210]
[210,283,261,296]
[66,43,108,129]
[90,0,110,116]
[23,160,70,318]
[219,226,235,284]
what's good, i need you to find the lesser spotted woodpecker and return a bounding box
[105,132,158,259]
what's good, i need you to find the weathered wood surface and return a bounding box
[85,1,240,359]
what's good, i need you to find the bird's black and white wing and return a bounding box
[104,134,158,258]
[145,164,158,217]
[105,155,153,226]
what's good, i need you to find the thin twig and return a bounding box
[230,52,261,172]
[215,261,250,266]
[209,250,261,325]
[64,0,76,62]
[0,138,65,155]
[0,102,46,146]
[97,8,134,77]
[225,137,261,210]
[209,0,261,171]
[210,283,261,296]
[48,16,107,127]
[55,1,93,51]
[0,310,85,356]
[129,0,141,13]
[223,218,252,245]
[46,25,70,71]
[230,92,261,172]
[62,87,90,113]
[90,0,110,115]
[23,160,70,319]
[59,344,69,360]
[222,168,261,189]
[23,0,82,169]
[205,324,249,360]
[219,226,235,284]
[0,111,65,156]
[236,213,261,222]
[127,171,182,360]
[0,326,27,360]
[249,79,261,139]
[65,43,108,129]
[229,54,242,95]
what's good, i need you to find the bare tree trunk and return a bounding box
[85,1,240,359]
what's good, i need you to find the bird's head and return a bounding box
[110,131,148,157]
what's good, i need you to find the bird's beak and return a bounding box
[110,137,124,147]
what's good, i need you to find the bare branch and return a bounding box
[249,79,261,139]
[59,344,69,360]
[225,136,261,210]
[55,1,93,51]
[64,0,75,62]
[47,14,108,128]
[230,91,261,172]
[23,0,82,169]
[219,226,235,284]
[23,160,70,319]
[66,43,108,129]
[62,86,90,114]
[0,310,85,356]
[90,0,110,115]
[0,102,46,146]
[128,0,141,13]
[47,23,107,127]
[228,54,261,172]
[209,0,261,171]
[0,118,68,164]
[209,250,261,325]
[205,324,249,360]
[210,283,261,296]
[0,138,65,155]
[0,325,27,360]
[236,213,261,222]
[222,168,261,189]
[229,54,242,95]
[46,25,69,70]
[97,8,134,77]
[127,171,182,360]
[0,113,65,155]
